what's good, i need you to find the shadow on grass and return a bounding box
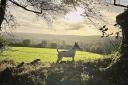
[0,58,112,85]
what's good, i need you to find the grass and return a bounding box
[0,47,114,85]
[0,47,106,63]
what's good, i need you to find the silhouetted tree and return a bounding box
[0,0,7,30]
[0,0,103,31]
[0,0,70,30]
[0,0,128,84]
[104,1,128,85]
[62,40,66,49]
[116,9,128,58]
[22,39,31,46]
[0,36,7,52]
[37,40,47,48]
[50,43,57,48]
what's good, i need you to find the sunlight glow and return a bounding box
[64,8,84,22]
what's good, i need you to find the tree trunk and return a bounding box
[106,9,128,85]
[116,9,128,58]
[121,27,128,58]
[0,0,7,31]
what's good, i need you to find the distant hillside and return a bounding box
[2,32,118,45]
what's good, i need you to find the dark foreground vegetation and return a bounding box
[0,57,121,85]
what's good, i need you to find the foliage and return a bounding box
[22,39,31,47]
[36,40,47,48]
[0,57,112,85]
[0,0,106,30]
[0,36,8,52]
[105,8,128,85]
[50,43,57,48]
[8,37,122,54]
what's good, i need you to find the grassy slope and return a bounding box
[0,47,105,63]
[0,47,114,85]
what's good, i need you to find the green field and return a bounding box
[0,47,114,85]
[0,47,106,63]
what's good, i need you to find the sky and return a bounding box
[5,1,126,36]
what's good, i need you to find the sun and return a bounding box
[64,8,84,22]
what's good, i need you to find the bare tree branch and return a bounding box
[9,0,64,14]
[0,0,7,30]
[9,0,43,14]
[114,0,128,8]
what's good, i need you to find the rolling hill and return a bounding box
[2,32,117,45]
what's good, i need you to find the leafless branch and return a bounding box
[9,0,43,14]
[114,0,128,8]
[9,0,67,14]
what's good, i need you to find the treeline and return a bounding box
[8,38,122,54]
[81,39,121,54]
[9,39,68,49]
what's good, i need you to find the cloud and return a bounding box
[65,23,84,30]
[7,4,120,36]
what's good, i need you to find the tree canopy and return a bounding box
[1,0,108,31]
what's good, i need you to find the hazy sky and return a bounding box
[5,2,125,36]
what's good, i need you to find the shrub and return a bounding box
[50,43,57,48]
[22,39,31,47]
[36,40,47,48]
[0,36,8,52]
